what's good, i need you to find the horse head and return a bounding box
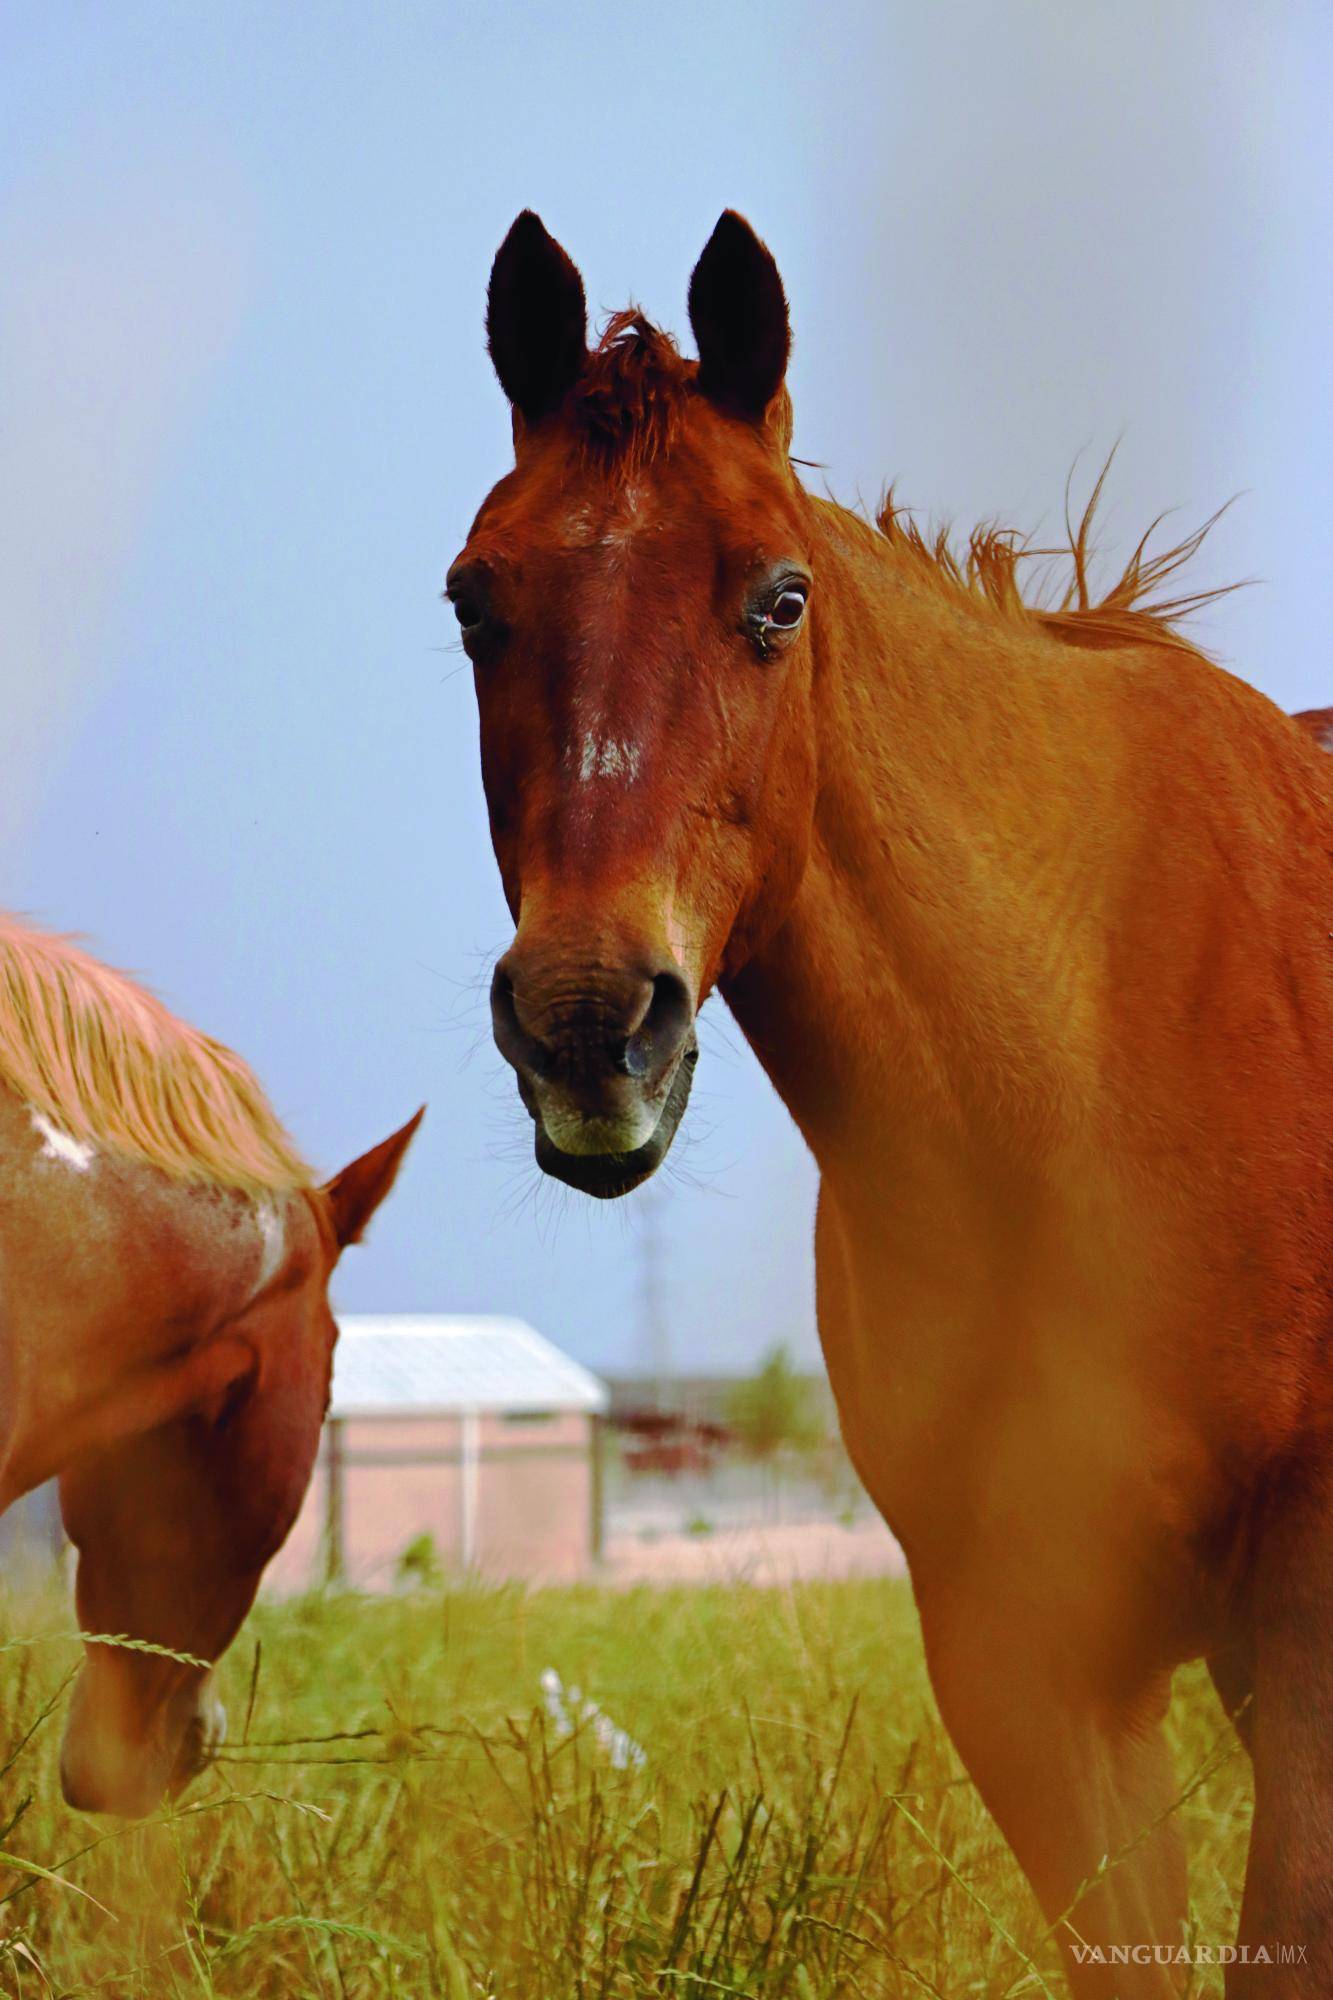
[56,1111,422,1816]
[453,213,820,1196]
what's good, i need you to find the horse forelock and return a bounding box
[563,328,1231,661]
[0,914,311,1196]
[571,310,696,474]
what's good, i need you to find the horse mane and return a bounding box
[571,319,1234,656]
[572,311,695,472]
[0,914,311,1196]
[875,459,1240,658]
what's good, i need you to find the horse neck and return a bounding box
[724,504,1125,1187]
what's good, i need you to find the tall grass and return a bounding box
[0,1578,1250,1996]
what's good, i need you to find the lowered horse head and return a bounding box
[54,1115,421,1817]
[454,211,817,1196]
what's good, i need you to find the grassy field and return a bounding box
[0,1576,1251,1998]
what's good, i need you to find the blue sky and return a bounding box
[2,2,1328,1374]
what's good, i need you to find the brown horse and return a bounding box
[453,212,1333,1994]
[0,914,421,1815]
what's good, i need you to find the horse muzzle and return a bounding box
[490,943,698,1197]
[531,1035,698,1197]
[60,1668,226,1817]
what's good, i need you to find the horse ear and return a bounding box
[323,1107,424,1254]
[486,211,588,425]
[688,211,791,424]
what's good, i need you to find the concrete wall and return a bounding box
[264,1409,597,1592]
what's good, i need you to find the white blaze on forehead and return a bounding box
[577,734,642,784]
[29,1108,95,1172]
[559,478,655,790]
[254,1199,286,1290]
[600,481,646,551]
[559,482,650,554]
[560,501,600,548]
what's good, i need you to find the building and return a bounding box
[265,1315,609,1591]
[603,1370,840,1433]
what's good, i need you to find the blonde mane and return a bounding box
[874,459,1239,658]
[0,915,311,1196]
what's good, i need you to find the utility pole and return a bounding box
[324,1418,346,1585]
[637,1184,671,1410]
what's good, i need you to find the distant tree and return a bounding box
[725,1344,824,1463]
[396,1531,443,1589]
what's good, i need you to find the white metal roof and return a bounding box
[329,1314,608,1417]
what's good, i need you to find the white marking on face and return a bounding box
[29,1109,95,1172]
[560,502,599,548]
[599,482,645,552]
[254,1200,286,1289]
[577,733,642,784]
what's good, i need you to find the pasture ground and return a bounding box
[0,1577,1250,1997]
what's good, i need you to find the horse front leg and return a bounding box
[916,1580,1188,1999]
[1228,1484,1333,1995]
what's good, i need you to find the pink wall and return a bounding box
[264,1410,597,1592]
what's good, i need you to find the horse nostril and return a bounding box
[646,968,693,1048]
[621,968,693,1077]
[490,965,516,1043]
[491,964,547,1078]
[496,952,693,1089]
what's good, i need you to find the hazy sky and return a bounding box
[2,2,1329,1375]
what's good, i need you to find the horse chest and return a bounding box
[812,1177,1200,1576]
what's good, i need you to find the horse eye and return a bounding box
[451,592,485,634]
[767,586,808,629]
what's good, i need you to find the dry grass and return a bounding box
[0,1576,1250,1996]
